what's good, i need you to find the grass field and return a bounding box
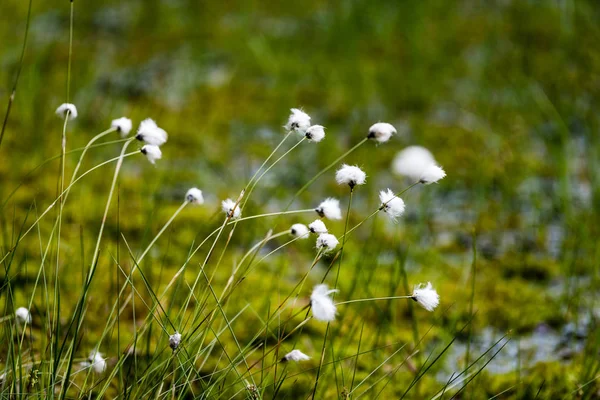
[1,0,600,398]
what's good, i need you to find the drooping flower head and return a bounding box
[379,189,405,222]
[308,219,327,234]
[55,103,78,120]
[222,199,242,219]
[368,122,396,143]
[15,307,31,324]
[335,164,366,189]
[419,164,446,184]
[111,117,133,137]
[282,349,310,362]
[185,188,204,205]
[310,284,337,322]
[136,118,168,146]
[316,233,339,253]
[169,332,182,350]
[290,223,310,239]
[305,125,325,142]
[88,350,107,374]
[140,145,162,164]
[411,282,440,312]
[285,108,311,133]
[314,198,342,220]
[392,146,436,182]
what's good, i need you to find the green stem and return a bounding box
[336,296,412,306]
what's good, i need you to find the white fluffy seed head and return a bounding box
[222,199,242,219]
[136,118,168,146]
[412,282,440,312]
[316,233,339,253]
[368,122,396,143]
[308,219,327,234]
[88,350,107,374]
[419,164,446,184]
[282,349,310,362]
[111,117,133,137]
[310,284,338,322]
[392,146,436,181]
[290,223,310,239]
[15,307,31,324]
[55,103,78,120]
[185,188,204,205]
[379,189,405,222]
[140,145,162,164]
[314,198,342,220]
[335,164,366,188]
[285,108,311,133]
[169,332,182,350]
[305,125,325,142]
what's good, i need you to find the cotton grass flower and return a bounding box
[411,282,440,312]
[136,118,168,146]
[310,284,337,322]
[55,103,78,120]
[222,199,242,219]
[282,349,310,362]
[290,223,310,239]
[88,350,107,374]
[305,125,325,142]
[419,164,446,184]
[368,122,396,143]
[316,233,339,253]
[308,219,327,234]
[140,145,162,164]
[169,332,182,350]
[392,146,436,181]
[15,307,31,324]
[379,189,405,222]
[285,108,311,133]
[111,117,133,137]
[315,198,342,220]
[185,188,204,205]
[335,164,366,188]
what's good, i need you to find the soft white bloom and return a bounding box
[335,164,366,188]
[310,284,337,322]
[379,189,405,222]
[169,332,182,350]
[308,219,327,234]
[411,282,440,312]
[392,146,436,181]
[419,164,446,184]
[55,103,78,120]
[285,108,311,133]
[111,117,133,137]
[15,307,31,324]
[290,223,310,239]
[316,233,339,253]
[140,145,162,164]
[305,125,325,142]
[88,350,107,374]
[315,198,342,220]
[136,118,168,146]
[282,349,310,362]
[185,188,204,205]
[368,122,396,143]
[222,199,242,219]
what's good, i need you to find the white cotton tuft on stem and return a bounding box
[111,117,133,137]
[222,198,242,219]
[335,164,366,188]
[169,332,182,350]
[368,122,396,143]
[290,223,310,239]
[88,350,107,374]
[305,125,325,142]
[308,219,327,234]
[379,189,405,222]
[314,198,342,220]
[55,103,78,120]
[316,233,339,253]
[15,307,31,324]
[411,282,440,312]
[310,284,338,322]
[392,146,436,181]
[185,188,204,205]
[285,108,311,134]
[136,118,168,146]
[282,349,310,362]
[140,145,162,164]
[419,164,446,184]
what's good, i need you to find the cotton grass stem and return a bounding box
[336,296,412,305]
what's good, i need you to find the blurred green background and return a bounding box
[1,0,600,398]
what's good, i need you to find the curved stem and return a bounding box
[232,208,314,223]
[244,131,292,193]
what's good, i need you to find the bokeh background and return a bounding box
[1,0,600,398]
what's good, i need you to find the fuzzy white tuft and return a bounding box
[316,233,339,253]
[55,103,78,120]
[15,307,31,324]
[221,199,242,219]
[419,164,446,184]
[308,219,328,234]
[290,223,310,239]
[368,122,396,143]
[314,198,342,220]
[282,349,310,362]
[185,188,204,205]
[169,332,182,350]
[310,284,338,322]
[140,145,162,164]
[305,125,325,142]
[136,118,168,146]
[379,189,405,222]
[88,350,107,374]
[335,164,366,188]
[111,117,133,137]
[285,108,311,133]
[392,146,436,181]
[411,282,440,312]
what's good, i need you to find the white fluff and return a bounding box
[55,103,78,120]
[379,189,405,222]
[314,198,342,220]
[368,122,396,143]
[412,282,440,312]
[316,233,339,253]
[305,125,325,142]
[308,219,327,234]
[310,284,337,322]
[88,350,107,374]
[185,188,204,205]
[111,117,133,137]
[136,118,168,146]
[290,223,310,239]
[419,164,446,184]
[392,146,436,181]
[169,332,182,350]
[222,199,242,219]
[285,108,311,133]
[15,307,31,324]
[141,145,162,164]
[335,164,366,188]
[283,349,310,362]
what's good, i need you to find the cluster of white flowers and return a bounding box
[285,109,326,142]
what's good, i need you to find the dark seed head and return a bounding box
[367,131,376,139]
[135,133,143,141]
